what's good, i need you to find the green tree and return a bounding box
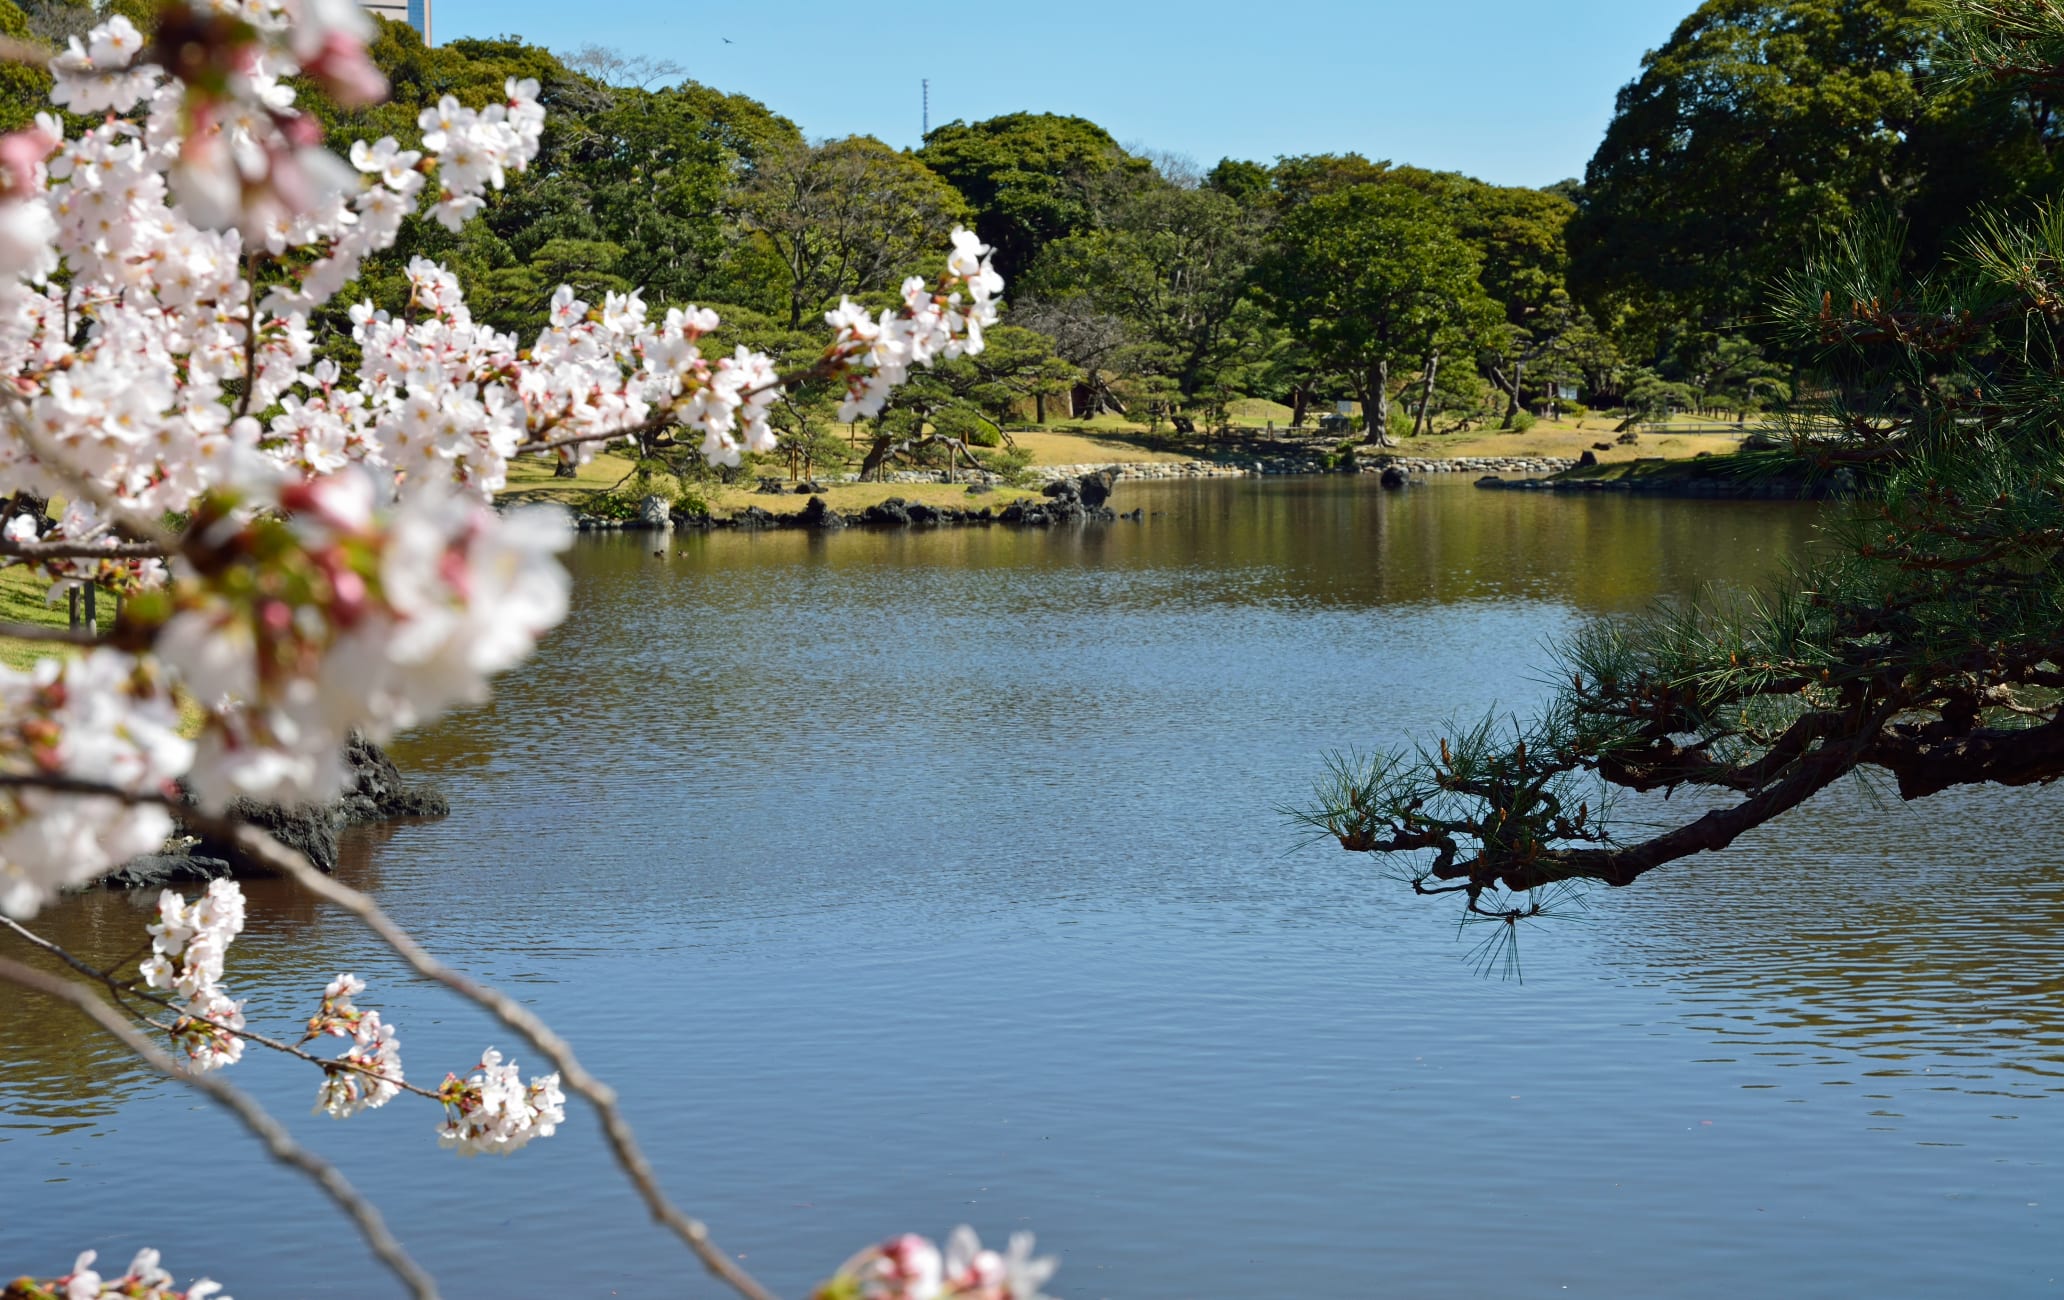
[0,1,51,132]
[1025,167,1268,404]
[736,136,971,329]
[860,325,1074,473]
[1256,185,1499,446]
[294,29,802,329]
[1304,0,2064,940]
[1569,0,2058,352]
[1267,152,1394,209]
[917,113,1145,283]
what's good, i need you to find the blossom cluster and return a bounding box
[820,1227,1059,1300]
[0,652,191,918]
[307,972,404,1118]
[0,1,1003,920]
[827,228,1006,425]
[139,880,248,1071]
[435,1047,566,1155]
[159,471,572,808]
[31,1248,228,1300]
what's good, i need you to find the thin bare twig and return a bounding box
[0,537,168,560]
[0,954,439,1300]
[0,777,778,1298]
[0,915,443,1101]
[0,620,102,645]
[190,814,779,1300]
[0,773,175,801]
[0,35,48,64]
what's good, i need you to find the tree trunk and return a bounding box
[1412,349,1440,438]
[1362,362,1397,448]
[1289,383,1309,429]
[1034,392,1046,423]
[1500,357,1524,429]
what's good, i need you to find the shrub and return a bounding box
[978,445,1037,486]
[1508,410,1537,432]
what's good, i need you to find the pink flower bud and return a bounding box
[0,125,57,195]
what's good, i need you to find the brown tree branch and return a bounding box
[0,955,438,1300]
[189,813,780,1300]
[0,538,168,561]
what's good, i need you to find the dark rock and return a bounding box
[1125,508,1144,521]
[1475,475,1509,489]
[797,481,827,494]
[1076,469,1119,508]
[796,495,845,530]
[1578,450,1598,467]
[862,498,912,526]
[1591,442,1613,451]
[736,505,776,528]
[1379,466,1408,489]
[908,504,941,525]
[1615,431,1641,446]
[336,733,448,822]
[965,483,995,495]
[1041,479,1081,501]
[208,798,340,873]
[129,737,445,885]
[103,853,236,888]
[756,477,788,494]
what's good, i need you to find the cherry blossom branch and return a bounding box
[511,349,855,458]
[0,954,438,1300]
[191,813,780,1300]
[0,914,445,1101]
[0,620,103,645]
[0,400,183,552]
[0,773,176,800]
[0,538,168,560]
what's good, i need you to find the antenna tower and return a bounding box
[922,79,930,138]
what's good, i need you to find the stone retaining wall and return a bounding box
[829,455,1580,487]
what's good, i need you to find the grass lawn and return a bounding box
[498,447,1043,519]
[488,412,1760,523]
[1383,417,1745,463]
[497,449,645,507]
[0,563,70,672]
[1004,428,1204,466]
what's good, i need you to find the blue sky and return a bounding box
[431,0,1695,188]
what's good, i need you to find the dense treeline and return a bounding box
[5,0,2056,475]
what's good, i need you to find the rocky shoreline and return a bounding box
[846,454,1580,487]
[105,736,448,889]
[572,454,1585,533]
[1473,461,1858,500]
[712,469,1139,531]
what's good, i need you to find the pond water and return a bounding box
[3,477,2061,1298]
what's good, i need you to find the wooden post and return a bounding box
[67,584,79,630]
[83,583,96,635]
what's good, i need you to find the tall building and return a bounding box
[361,0,429,44]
